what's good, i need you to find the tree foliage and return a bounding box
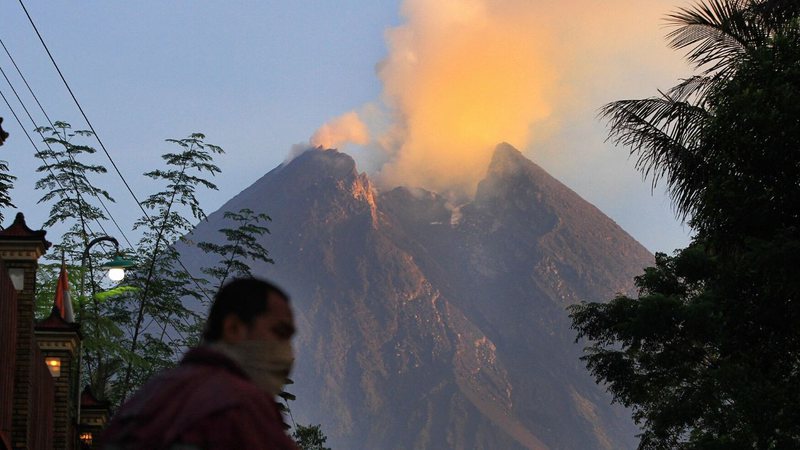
[280,379,333,450]
[293,424,332,450]
[198,207,274,292]
[0,117,15,221]
[34,122,113,230]
[0,159,15,222]
[32,127,227,406]
[115,133,223,404]
[28,125,315,444]
[571,1,800,448]
[31,121,124,402]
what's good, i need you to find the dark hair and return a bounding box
[202,277,290,342]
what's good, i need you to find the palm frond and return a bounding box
[667,76,716,104]
[601,95,710,220]
[666,0,755,76]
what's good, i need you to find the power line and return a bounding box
[7,7,212,387]
[0,63,110,238]
[3,74,193,369]
[0,40,55,131]
[0,39,135,250]
[0,86,101,239]
[15,1,213,305]
[4,81,194,383]
[16,0,151,225]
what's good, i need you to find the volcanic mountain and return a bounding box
[180,143,653,449]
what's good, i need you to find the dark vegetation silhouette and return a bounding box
[292,424,332,450]
[570,1,800,448]
[0,117,13,219]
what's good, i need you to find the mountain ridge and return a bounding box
[180,144,652,449]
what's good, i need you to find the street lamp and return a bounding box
[76,235,135,427]
[101,254,136,282]
[81,236,135,282]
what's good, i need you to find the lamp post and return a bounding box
[77,235,135,431]
[81,236,135,282]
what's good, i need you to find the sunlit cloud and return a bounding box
[310,111,370,149]
[310,0,687,201]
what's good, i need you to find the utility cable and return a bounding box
[0,63,109,238]
[6,12,202,385]
[0,87,100,239]
[3,82,186,392]
[4,83,189,377]
[15,1,213,305]
[0,39,135,250]
[16,0,151,224]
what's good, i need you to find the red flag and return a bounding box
[54,264,75,323]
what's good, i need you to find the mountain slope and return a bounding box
[180,144,653,449]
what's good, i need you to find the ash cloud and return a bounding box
[375,0,557,198]
[378,0,683,198]
[310,111,370,150]
[306,0,686,199]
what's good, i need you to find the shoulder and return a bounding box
[120,347,260,413]
[103,347,284,448]
[184,400,298,450]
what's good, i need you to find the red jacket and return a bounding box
[102,346,299,450]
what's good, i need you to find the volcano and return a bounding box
[180,143,653,449]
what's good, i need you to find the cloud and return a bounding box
[374,0,557,198]
[310,111,370,150]
[309,0,688,201]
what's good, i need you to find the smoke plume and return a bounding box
[310,111,370,149]
[307,0,685,198]
[376,0,557,197]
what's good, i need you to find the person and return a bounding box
[102,277,299,450]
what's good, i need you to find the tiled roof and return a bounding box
[0,213,52,250]
[35,307,80,332]
[80,386,109,408]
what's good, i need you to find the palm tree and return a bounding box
[601,0,800,227]
[571,1,800,448]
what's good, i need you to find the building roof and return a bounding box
[0,213,52,250]
[80,386,110,409]
[35,307,80,333]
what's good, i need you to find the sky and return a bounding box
[0,0,694,254]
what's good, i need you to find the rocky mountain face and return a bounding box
[180,143,654,449]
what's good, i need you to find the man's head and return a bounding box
[202,278,297,396]
[203,277,295,344]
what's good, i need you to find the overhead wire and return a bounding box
[0,39,135,250]
[15,0,214,306]
[0,63,110,238]
[1,54,136,332]
[15,2,224,361]
[0,86,102,240]
[15,0,151,224]
[2,73,191,350]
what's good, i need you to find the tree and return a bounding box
[32,121,126,402]
[279,379,333,450]
[0,159,14,222]
[0,117,13,221]
[570,1,800,448]
[34,121,113,234]
[114,133,224,404]
[293,424,332,450]
[197,207,274,292]
[0,117,9,145]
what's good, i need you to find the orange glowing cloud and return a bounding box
[310,0,687,198]
[310,111,370,149]
[376,0,557,198]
